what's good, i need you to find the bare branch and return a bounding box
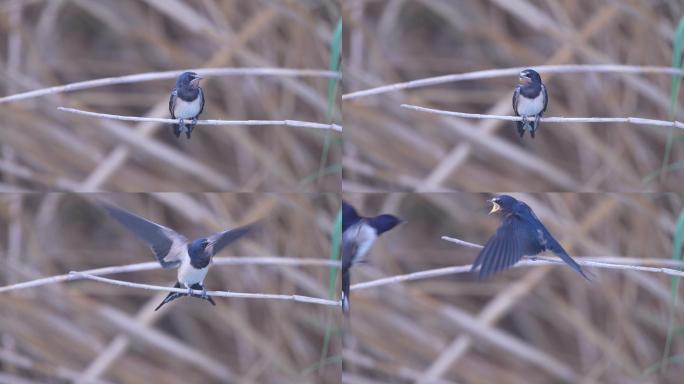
[0,256,340,293]
[349,236,684,291]
[401,104,684,130]
[57,107,343,132]
[70,272,340,307]
[0,67,341,104]
[342,64,684,100]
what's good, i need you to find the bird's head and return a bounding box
[368,214,403,236]
[177,72,203,88]
[518,69,541,85]
[488,195,520,215]
[188,238,210,257]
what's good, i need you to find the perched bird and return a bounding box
[169,71,204,139]
[472,195,590,280]
[342,201,402,314]
[101,203,254,311]
[512,69,547,138]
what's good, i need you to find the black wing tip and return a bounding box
[516,121,525,138]
[154,292,185,311]
[578,268,593,282]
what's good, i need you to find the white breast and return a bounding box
[517,92,545,116]
[173,94,203,119]
[343,222,377,264]
[177,257,209,287]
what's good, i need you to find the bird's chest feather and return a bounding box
[173,94,203,119]
[177,258,210,285]
[343,222,377,264]
[517,92,545,116]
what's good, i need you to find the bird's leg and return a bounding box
[183,283,192,295]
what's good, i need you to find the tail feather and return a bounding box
[516,121,525,138]
[548,240,592,281]
[155,282,184,311]
[171,124,182,138]
[341,265,354,368]
[154,282,216,311]
[341,266,350,315]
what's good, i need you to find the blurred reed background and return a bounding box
[0,0,341,192]
[0,192,340,383]
[342,192,683,384]
[342,0,684,192]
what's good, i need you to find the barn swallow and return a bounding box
[512,69,547,138]
[169,71,204,139]
[471,195,590,280]
[342,201,402,314]
[101,203,254,311]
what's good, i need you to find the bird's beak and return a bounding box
[190,76,202,86]
[518,76,530,84]
[489,201,501,215]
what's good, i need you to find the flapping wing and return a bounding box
[512,86,520,116]
[101,203,185,269]
[471,215,540,279]
[342,201,361,233]
[169,89,177,118]
[206,223,254,256]
[541,84,548,114]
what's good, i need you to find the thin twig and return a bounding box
[70,272,340,307]
[349,236,684,291]
[57,107,343,132]
[401,104,684,130]
[0,67,341,104]
[342,64,684,100]
[0,256,340,293]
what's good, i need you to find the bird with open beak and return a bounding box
[169,71,204,139]
[472,195,590,280]
[512,69,548,138]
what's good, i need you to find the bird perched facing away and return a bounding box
[100,203,254,311]
[472,195,590,280]
[342,201,402,315]
[512,69,547,138]
[169,71,204,139]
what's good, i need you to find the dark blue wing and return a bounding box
[197,87,205,117]
[206,223,255,256]
[169,89,177,118]
[101,203,185,268]
[541,84,548,114]
[472,214,542,279]
[342,201,361,233]
[512,86,520,116]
